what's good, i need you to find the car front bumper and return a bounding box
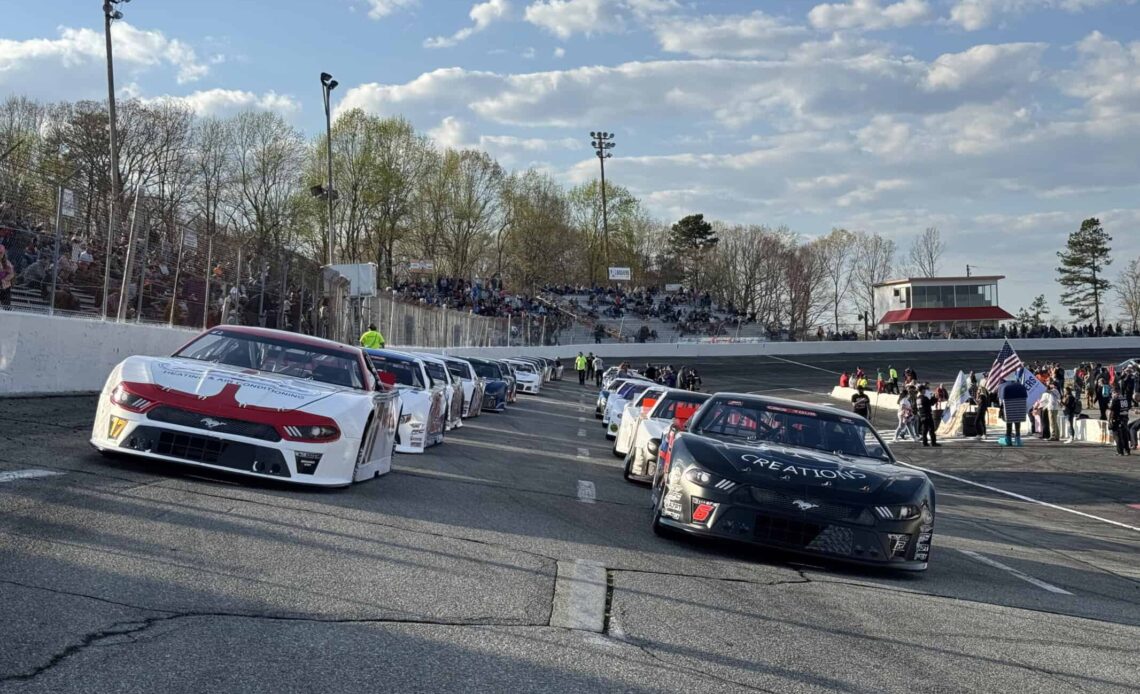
[658,477,932,570]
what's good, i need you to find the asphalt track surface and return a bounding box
[2,349,1138,693]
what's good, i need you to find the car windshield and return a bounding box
[175,330,365,389]
[692,398,891,462]
[446,362,469,380]
[512,363,536,373]
[618,383,649,398]
[472,362,502,379]
[423,362,450,385]
[369,356,425,389]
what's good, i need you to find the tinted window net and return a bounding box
[695,401,890,462]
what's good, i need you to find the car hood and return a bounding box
[679,434,924,495]
[122,356,343,411]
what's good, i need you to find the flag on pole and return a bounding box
[983,339,1023,391]
[945,370,969,421]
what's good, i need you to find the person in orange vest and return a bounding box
[839,372,850,388]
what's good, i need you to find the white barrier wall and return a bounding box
[3,312,1139,396]
[1,313,195,396]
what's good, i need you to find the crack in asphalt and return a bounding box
[611,566,813,587]
[0,607,543,684]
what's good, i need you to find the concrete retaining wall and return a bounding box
[3,312,1139,397]
[0,313,196,396]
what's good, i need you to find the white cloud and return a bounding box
[425,0,511,48]
[808,0,932,31]
[364,0,418,20]
[948,0,1119,31]
[523,0,676,38]
[654,11,811,58]
[554,47,566,57]
[0,22,212,97]
[922,42,1046,92]
[1057,31,1140,121]
[144,89,301,117]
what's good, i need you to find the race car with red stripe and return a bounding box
[90,326,399,487]
[649,393,935,570]
[619,389,710,481]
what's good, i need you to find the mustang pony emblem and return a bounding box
[200,418,226,430]
[792,500,819,511]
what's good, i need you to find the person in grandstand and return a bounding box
[359,324,385,349]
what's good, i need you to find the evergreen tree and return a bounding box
[1057,218,1112,329]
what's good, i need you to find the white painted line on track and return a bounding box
[0,469,65,483]
[578,428,587,437]
[958,550,1073,595]
[764,354,842,375]
[576,447,590,458]
[578,417,586,423]
[895,460,1140,532]
[577,480,596,504]
[550,560,606,632]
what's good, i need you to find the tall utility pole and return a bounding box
[102,0,129,319]
[589,131,615,272]
[320,72,339,267]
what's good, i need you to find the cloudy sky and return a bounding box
[3,0,1139,317]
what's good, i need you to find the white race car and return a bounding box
[603,380,658,439]
[441,356,487,419]
[618,391,710,481]
[90,326,399,487]
[366,349,448,454]
[504,359,543,395]
[418,354,465,430]
[611,385,670,455]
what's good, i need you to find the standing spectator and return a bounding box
[894,392,914,442]
[1108,383,1131,455]
[585,352,596,382]
[997,374,1028,447]
[1062,385,1079,443]
[575,352,587,385]
[593,354,604,386]
[839,371,850,388]
[1096,376,1111,420]
[917,387,940,447]
[973,385,990,441]
[876,369,886,394]
[851,385,871,421]
[1045,382,1062,442]
[0,244,13,310]
[888,365,899,394]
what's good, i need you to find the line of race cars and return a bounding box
[592,366,937,571]
[90,325,563,487]
[89,324,936,571]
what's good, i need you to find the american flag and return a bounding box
[984,339,1023,391]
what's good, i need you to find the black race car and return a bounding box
[649,393,935,570]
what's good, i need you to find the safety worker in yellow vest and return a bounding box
[360,324,386,350]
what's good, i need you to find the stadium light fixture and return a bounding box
[589,131,616,271]
[321,72,339,266]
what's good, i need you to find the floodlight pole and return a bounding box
[102,0,127,319]
[321,72,338,267]
[590,131,616,274]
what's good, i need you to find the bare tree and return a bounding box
[817,227,857,333]
[908,226,945,278]
[226,111,305,251]
[1117,257,1140,332]
[852,232,897,334]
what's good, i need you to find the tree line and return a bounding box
[10,96,1132,335]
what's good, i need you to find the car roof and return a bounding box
[364,348,425,365]
[211,325,360,356]
[706,391,852,417]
